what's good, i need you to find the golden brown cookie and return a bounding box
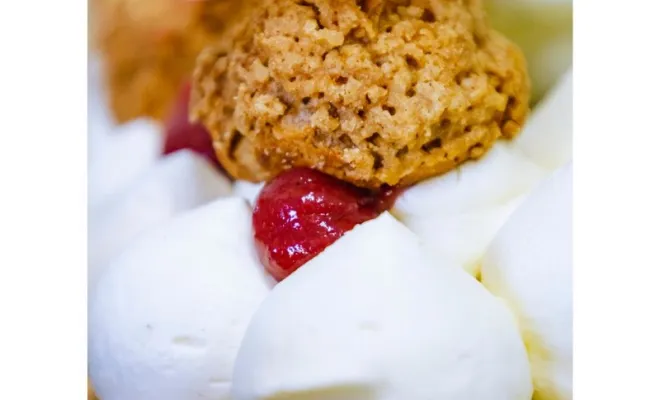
[91,0,243,123]
[192,0,530,189]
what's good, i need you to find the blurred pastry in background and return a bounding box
[485,0,572,103]
[90,0,243,123]
[192,0,531,189]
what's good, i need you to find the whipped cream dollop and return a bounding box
[481,164,573,400]
[393,67,572,276]
[511,68,573,171]
[393,144,545,276]
[88,150,232,289]
[232,213,532,400]
[88,118,163,208]
[485,0,572,102]
[89,197,273,400]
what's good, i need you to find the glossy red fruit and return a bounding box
[253,168,398,281]
[163,81,220,168]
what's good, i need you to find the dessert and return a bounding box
[233,213,533,400]
[192,0,530,188]
[481,163,573,400]
[88,0,573,399]
[89,198,273,400]
[90,0,244,122]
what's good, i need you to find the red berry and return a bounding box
[163,81,220,169]
[252,168,399,281]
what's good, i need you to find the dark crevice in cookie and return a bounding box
[278,96,293,113]
[430,119,451,138]
[405,55,420,69]
[497,96,519,133]
[228,130,244,161]
[346,27,370,44]
[422,138,443,153]
[440,118,451,129]
[468,142,484,158]
[372,152,383,170]
[366,132,381,144]
[328,103,339,119]
[299,1,324,29]
[339,134,355,148]
[421,9,435,23]
[382,105,396,115]
[505,96,517,118]
[454,71,470,86]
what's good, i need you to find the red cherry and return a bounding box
[252,168,399,281]
[163,81,220,169]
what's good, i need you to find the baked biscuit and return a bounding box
[91,0,242,123]
[192,0,530,188]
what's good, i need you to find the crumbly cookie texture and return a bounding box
[192,0,530,188]
[91,0,241,123]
